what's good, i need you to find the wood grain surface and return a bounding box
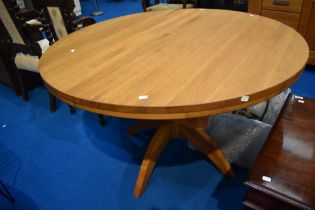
[262,0,303,13]
[244,95,315,209]
[39,9,309,120]
[261,10,300,29]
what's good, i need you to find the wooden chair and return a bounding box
[31,0,105,126]
[0,0,48,102]
[142,0,198,12]
[32,0,95,43]
[25,0,95,114]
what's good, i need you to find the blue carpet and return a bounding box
[80,0,142,22]
[0,82,248,210]
[1,1,315,209]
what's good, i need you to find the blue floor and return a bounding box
[1,1,315,209]
[80,0,143,22]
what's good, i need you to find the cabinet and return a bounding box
[248,0,315,65]
[243,95,315,210]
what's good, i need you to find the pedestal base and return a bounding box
[129,117,234,197]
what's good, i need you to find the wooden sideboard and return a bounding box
[249,0,315,65]
[243,95,315,209]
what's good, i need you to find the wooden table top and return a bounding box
[39,9,309,120]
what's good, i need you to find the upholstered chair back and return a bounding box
[0,0,25,45]
[32,0,76,40]
[0,0,47,74]
[46,6,68,39]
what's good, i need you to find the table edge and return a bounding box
[43,68,304,120]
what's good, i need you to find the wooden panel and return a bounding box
[243,189,304,210]
[298,0,315,65]
[308,51,315,65]
[305,3,315,50]
[298,0,313,36]
[262,9,301,29]
[245,95,315,209]
[248,0,263,14]
[307,0,315,65]
[39,10,309,120]
[262,0,303,13]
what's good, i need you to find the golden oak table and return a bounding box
[39,9,309,197]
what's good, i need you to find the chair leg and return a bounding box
[22,91,28,101]
[69,105,76,114]
[49,93,57,112]
[15,68,28,101]
[13,86,21,96]
[98,114,106,127]
[19,76,28,101]
[0,180,15,203]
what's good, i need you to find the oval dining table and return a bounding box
[39,9,309,197]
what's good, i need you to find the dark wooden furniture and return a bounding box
[34,0,95,112]
[141,0,198,12]
[0,0,44,101]
[0,4,43,96]
[243,94,315,210]
[31,0,95,44]
[248,0,315,65]
[0,43,21,95]
[31,0,105,124]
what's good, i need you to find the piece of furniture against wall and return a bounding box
[300,0,315,65]
[248,0,315,65]
[142,0,197,12]
[243,94,315,210]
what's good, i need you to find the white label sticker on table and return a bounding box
[295,95,304,99]
[262,176,271,182]
[138,95,148,100]
[298,100,305,104]
[241,96,249,102]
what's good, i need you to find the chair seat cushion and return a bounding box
[14,39,50,73]
[37,39,50,53]
[15,53,39,73]
[26,19,42,26]
[146,3,194,11]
